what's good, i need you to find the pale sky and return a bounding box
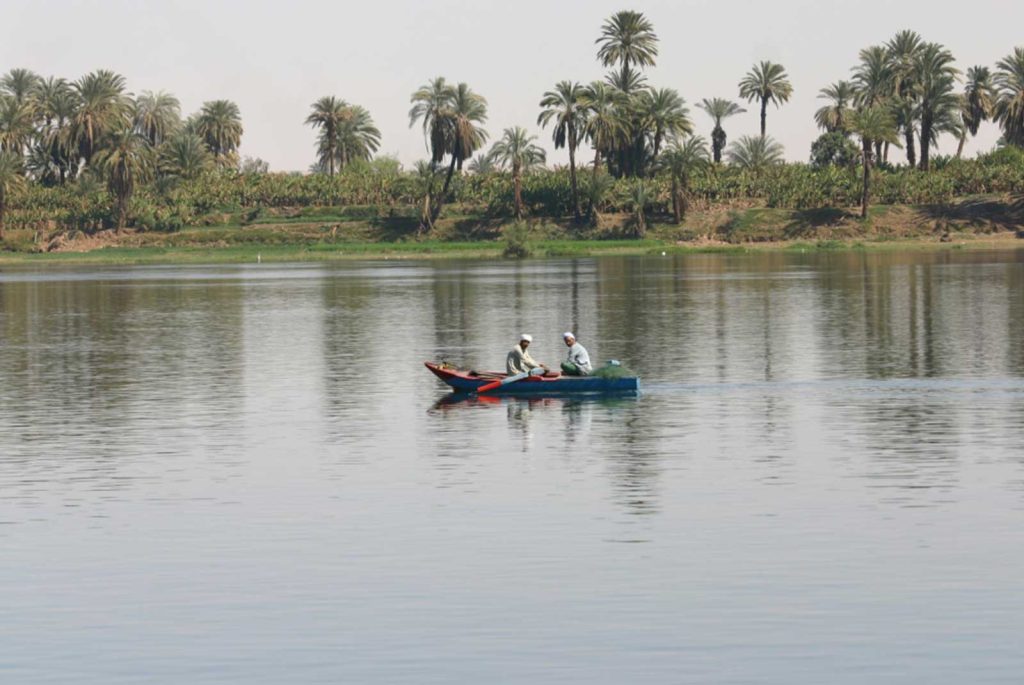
[2,0,1019,172]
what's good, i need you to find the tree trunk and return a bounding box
[117,192,128,234]
[904,127,916,168]
[328,123,336,176]
[431,155,459,223]
[919,115,931,171]
[568,135,580,223]
[956,134,966,159]
[671,176,681,224]
[861,137,872,219]
[883,141,890,163]
[760,97,768,137]
[513,164,523,220]
[0,195,5,241]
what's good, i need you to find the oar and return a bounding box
[477,367,544,394]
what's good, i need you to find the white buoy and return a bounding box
[661,251,666,256]
[257,253,261,263]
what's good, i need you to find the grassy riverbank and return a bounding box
[2,196,1021,265]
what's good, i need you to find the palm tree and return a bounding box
[596,10,659,76]
[727,135,784,171]
[159,131,213,180]
[538,80,588,221]
[466,152,495,174]
[914,42,959,171]
[886,30,925,167]
[658,136,710,223]
[134,91,181,147]
[33,78,77,183]
[850,106,901,218]
[994,47,1024,148]
[409,77,453,165]
[581,81,625,178]
[489,127,546,220]
[0,96,36,155]
[739,61,793,138]
[1,68,42,104]
[957,66,996,157]
[71,70,132,167]
[697,98,746,163]
[305,96,348,176]
[335,105,381,170]
[815,81,856,133]
[628,180,650,237]
[639,88,692,171]
[94,128,154,231]
[442,82,488,190]
[851,45,896,161]
[195,100,243,167]
[0,149,26,240]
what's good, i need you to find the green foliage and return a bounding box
[501,221,532,258]
[810,132,859,169]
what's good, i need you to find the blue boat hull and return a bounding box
[426,362,639,395]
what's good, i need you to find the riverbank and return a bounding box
[2,196,1021,265]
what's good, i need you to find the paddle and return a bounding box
[477,367,545,394]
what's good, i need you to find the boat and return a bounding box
[425,361,640,395]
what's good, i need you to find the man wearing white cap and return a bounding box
[560,332,592,376]
[507,333,547,375]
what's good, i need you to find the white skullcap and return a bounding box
[520,333,533,342]
[563,331,575,340]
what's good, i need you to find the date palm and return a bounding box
[994,47,1024,148]
[956,66,996,158]
[727,135,784,171]
[851,45,896,161]
[71,70,132,167]
[94,127,154,232]
[489,126,546,220]
[539,80,588,221]
[581,81,625,179]
[409,77,453,166]
[738,61,793,137]
[159,131,212,180]
[442,82,488,187]
[658,135,709,224]
[33,78,77,183]
[596,10,658,74]
[467,151,495,174]
[815,81,856,133]
[1,68,42,104]
[697,98,745,163]
[0,96,36,155]
[134,91,181,147]
[0,149,26,240]
[850,106,901,218]
[639,88,692,171]
[886,30,925,167]
[335,105,381,170]
[914,42,959,171]
[195,99,243,167]
[305,96,348,176]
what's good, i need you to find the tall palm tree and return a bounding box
[94,128,154,231]
[851,45,896,161]
[886,30,925,167]
[994,47,1024,148]
[595,10,659,76]
[195,100,243,167]
[850,106,901,218]
[0,149,26,240]
[639,88,692,171]
[134,91,181,147]
[409,77,453,166]
[914,42,959,171]
[697,98,746,163]
[727,135,784,171]
[466,151,495,174]
[488,127,546,220]
[581,81,625,179]
[957,66,996,158]
[71,70,132,167]
[538,80,588,221]
[628,179,650,237]
[32,78,77,183]
[442,82,488,188]
[305,96,348,176]
[738,61,793,137]
[815,81,856,133]
[658,136,709,224]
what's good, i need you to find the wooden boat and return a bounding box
[425,361,639,395]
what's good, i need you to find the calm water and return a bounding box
[2,251,1023,684]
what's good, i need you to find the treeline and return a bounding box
[2,10,1024,241]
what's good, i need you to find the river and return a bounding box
[2,250,1023,683]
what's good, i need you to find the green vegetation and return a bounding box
[1,11,1023,260]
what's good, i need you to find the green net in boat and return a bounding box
[590,360,635,378]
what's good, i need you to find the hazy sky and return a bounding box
[2,0,1019,171]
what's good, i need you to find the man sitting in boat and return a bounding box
[560,332,592,376]
[507,334,548,375]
